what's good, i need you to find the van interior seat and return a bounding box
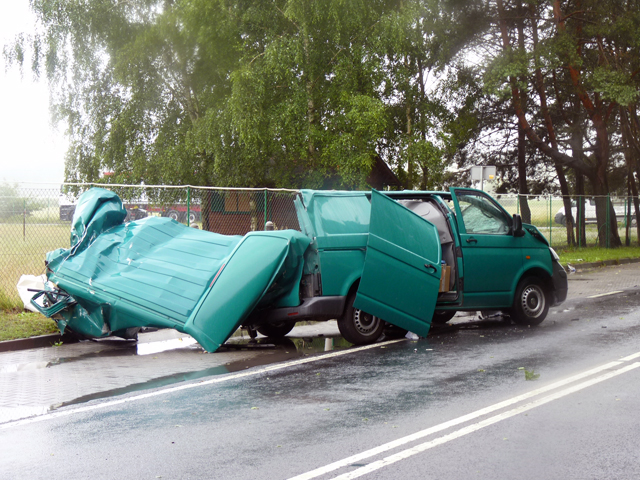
[398,200,456,290]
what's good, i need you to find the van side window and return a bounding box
[458,193,510,234]
[313,195,371,235]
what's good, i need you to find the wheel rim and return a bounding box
[520,284,545,318]
[353,309,381,336]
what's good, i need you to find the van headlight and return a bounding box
[550,248,560,262]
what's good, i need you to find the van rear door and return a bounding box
[354,190,441,336]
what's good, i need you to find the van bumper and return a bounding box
[551,261,568,306]
[244,296,347,326]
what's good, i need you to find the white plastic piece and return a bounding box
[16,274,47,312]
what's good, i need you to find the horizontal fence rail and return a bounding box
[1,183,638,307]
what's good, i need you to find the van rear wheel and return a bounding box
[338,293,384,345]
[510,276,549,326]
[257,320,296,338]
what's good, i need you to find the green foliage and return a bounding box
[5,0,485,190]
[524,369,540,381]
[591,68,640,107]
[0,184,44,220]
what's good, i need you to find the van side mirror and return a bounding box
[512,214,525,237]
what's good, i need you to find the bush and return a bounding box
[0,183,45,220]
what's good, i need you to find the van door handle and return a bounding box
[466,237,478,244]
[424,264,437,274]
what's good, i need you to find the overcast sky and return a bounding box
[0,1,67,185]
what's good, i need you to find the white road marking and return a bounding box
[330,362,640,480]
[0,338,405,430]
[621,351,640,361]
[289,353,640,480]
[587,291,623,298]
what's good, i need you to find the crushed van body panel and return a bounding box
[37,188,310,352]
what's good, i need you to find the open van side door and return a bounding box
[354,190,441,337]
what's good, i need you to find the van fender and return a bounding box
[513,261,554,297]
[340,271,365,301]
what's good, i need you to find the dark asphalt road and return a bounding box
[2,290,640,479]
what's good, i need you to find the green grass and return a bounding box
[0,309,59,342]
[556,245,640,265]
[0,221,71,305]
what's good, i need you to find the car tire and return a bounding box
[431,310,457,325]
[338,293,384,345]
[510,276,549,326]
[256,320,296,338]
[167,210,180,221]
[382,323,408,339]
[188,212,197,224]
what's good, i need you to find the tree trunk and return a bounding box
[515,2,531,224]
[556,165,575,246]
[575,173,587,246]
[303,32,316,165]
[517,121,531,224]
[406,97,414,189]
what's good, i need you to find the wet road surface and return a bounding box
[2,265,640,478]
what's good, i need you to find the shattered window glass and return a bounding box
[458,193,510,234]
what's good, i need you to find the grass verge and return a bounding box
[0,309,59,342]
[556,245,640,265]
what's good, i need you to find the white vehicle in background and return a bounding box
[554,198,635,226]
[58,193,77,221]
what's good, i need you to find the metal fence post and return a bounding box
[264,189,268,225]
[186,186,191,226]
[578,195,582,248]
[549,195,552,246]
[23,198,26,242]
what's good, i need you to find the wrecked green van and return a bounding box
[33,187,567,352]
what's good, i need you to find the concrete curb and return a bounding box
[0,332,79,353]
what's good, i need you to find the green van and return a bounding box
[34,187,567,352]
[247,188,568,344]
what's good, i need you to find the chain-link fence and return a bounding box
[1,183,638,308]
[499,194,638,249]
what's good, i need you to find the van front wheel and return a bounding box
[338,293,385,345]
[510,277,549,326]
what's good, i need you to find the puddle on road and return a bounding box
[0,361,49,374]
[2,335,350,379]
[53,335,352,410]
[0,334,356,424]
